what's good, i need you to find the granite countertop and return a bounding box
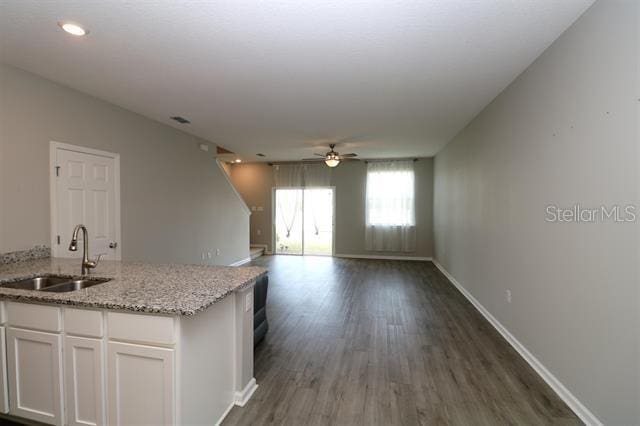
[0,258,267,316]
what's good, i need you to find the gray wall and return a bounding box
[230,159,434,258]
[433,1,638,424]
[0,64,249,266]
[229,163,273,250]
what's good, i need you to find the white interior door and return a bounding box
[52,143,120,260]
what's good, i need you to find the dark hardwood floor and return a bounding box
[223,255,581,425]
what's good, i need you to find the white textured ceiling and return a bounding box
[0,0,593,161]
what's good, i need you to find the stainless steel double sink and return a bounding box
[0,275,111,293]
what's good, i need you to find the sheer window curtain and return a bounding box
[365,160,416,252]
[272,163,331,188]
[273,164,304,187]
[303,163,331,187]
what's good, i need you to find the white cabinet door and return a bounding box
[65,336,105,426]
[0,326,8,413]
[108,342,174,425]
[7,328,64,425]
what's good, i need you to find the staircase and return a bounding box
[250,246,265,260]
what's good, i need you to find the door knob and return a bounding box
[109,242,118,249]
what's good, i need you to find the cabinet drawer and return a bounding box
[7,302,61,332]
[65,308,104,338]
[107,312,175,346]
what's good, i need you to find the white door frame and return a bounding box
[271,186,336,256]
[49,141,122,260]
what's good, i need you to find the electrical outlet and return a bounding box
[245,292,253,312]
[207,252,212,259]
[201,252,206,261]
[506,290,512,304]
[216,248,221,256]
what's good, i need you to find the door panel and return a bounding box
[0,327,8,414]
[55,146,118,260]
[65,336,105,426]
[7,328,63,425]
[108,342,174,426]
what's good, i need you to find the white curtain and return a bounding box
[274,163,331,188]
[303,163,332,187]
[365,160,416,252]
[273,164,304,187]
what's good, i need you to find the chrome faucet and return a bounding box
[68,224,101,275]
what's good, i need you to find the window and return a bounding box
[365,160,415,227]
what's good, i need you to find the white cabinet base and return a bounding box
[0,283,257,426]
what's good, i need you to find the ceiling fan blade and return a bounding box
[340,157,360,161]
[340,153,358,157]
[313,153,326,157]
[301,158,324,161]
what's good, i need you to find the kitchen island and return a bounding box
[0,258,267,426]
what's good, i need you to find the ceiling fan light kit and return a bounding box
[325,152,340,168]
[302,143,358,168]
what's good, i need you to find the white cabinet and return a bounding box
[108,341,175,425]
[0,326,8,413]
[65,336,105,426]
[6,328,64,425]
[0,292,255,426]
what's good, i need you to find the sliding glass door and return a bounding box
[274,188,304,255]
[274,187,334,256]
[303,188,334,255]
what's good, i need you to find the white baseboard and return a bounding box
[214,378,258,425]
[235,378,258,407]
[215,400,236,426]
[229,256,252,267]
[334,253,432,261]
[432,259,602,426]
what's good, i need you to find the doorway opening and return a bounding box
[273,187,334,256]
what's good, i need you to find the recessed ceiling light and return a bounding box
[59,22,88,36]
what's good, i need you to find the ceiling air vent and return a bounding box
[170,116,190,124]
[256,153,266,157]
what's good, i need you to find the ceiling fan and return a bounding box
[302,144,359,168]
